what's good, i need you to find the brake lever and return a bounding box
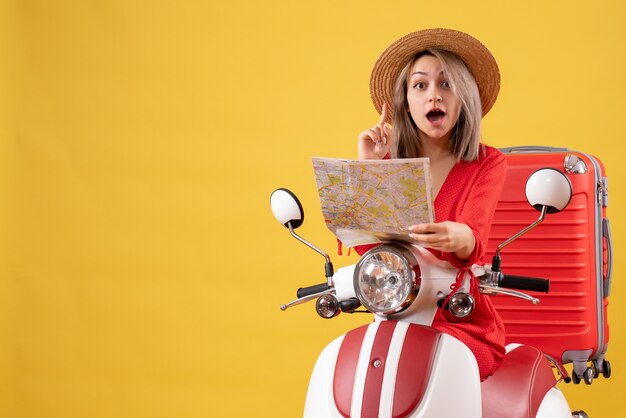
[280,289,334,311]
[479,284,540,305]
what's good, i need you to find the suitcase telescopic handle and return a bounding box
[603,218,613,297]
[499,145,569,154]
[499,274,550,293]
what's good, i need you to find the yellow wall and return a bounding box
[1,1,624,417]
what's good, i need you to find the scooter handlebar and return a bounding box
[297,283,330,299]
[499,274,550,293]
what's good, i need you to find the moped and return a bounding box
[271,168,589,418]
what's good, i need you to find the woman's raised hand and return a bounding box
[358,103,393,160]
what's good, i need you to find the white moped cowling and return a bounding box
[271,169,588,418]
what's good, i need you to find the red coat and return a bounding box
[428,144,506,381]
[429,144,506,269]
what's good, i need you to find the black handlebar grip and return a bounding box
[499,275,550,293]
[297,283,330,299]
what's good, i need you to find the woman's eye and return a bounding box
[414,82,425,89]
[442,81,451,88]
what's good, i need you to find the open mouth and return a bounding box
[426,109,445,122]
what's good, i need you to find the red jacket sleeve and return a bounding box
[441,148,507,267]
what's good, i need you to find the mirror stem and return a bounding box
[495,205,547,259]
[288,222,334,287]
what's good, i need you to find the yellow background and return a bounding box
[1,1,624,417]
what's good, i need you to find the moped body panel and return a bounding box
[304,321,481,418]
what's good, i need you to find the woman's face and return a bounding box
[406,54,461,143]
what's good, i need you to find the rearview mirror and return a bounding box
[525,168,572,213]
[270,188,304,229]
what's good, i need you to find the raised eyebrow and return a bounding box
[410,70,446,78]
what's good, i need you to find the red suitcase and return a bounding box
[486,146,612,384]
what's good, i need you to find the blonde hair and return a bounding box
[391,49,483,161]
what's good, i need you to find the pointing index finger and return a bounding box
[379,103,389,124]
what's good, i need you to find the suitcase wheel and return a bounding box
[571,367,594,385]
[591,360,600,378]
[591,358,612,379]
[602,359,612,378]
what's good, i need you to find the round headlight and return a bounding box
[353,244,419,315]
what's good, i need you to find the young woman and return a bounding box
[357,28,507,380]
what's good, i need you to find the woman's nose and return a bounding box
[428,88,443,102]
[429,91,442,102]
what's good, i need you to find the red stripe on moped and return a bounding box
[333,324,368,417]
[361,321,397,417]
[393,325,441,417]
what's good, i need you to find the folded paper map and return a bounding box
[312,157,434,247]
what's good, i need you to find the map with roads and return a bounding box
[312,157,434,246]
